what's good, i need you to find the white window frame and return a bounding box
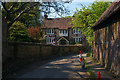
[73,28,81,34]
[46,37,54,44]
[73,37,82,43]
[59,29,68,36]
[47,29,54,34]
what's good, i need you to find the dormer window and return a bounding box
[60,30,68,34]
[59,29,68,36]
[47,29,54,34]
[73,28,81,34]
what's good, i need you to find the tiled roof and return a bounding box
[41,18,72,29]
[92,1,120,29]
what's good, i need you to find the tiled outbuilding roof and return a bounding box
[41,18,72,29]
[92,1,120,29]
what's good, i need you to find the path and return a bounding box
[85,57,114,79]
[15,53,88,78]
[8,53,116,79]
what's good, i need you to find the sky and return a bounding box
[47,0,115,18]
[48,0,94,18]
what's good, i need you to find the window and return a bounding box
[65,30,67,34]
[73,28,81,34]
[73,37,82,43]
[60,30,62,33]
[76,38,78,42]
[63,30,64,34]
[79,38,81,42]
[47,29,54,34]
[59,30,68,34]
[46,37,54,44]
[59,29,68,36]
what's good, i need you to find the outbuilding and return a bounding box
[92,1,120,76]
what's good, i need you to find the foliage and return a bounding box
[84,59,96,78]
[71,1,111,46]
[28,26,41,40]
[87,69,96,78]
[18,5,41,27]
[75,42,79,45]
[2,2,41,27]
[8,21,30,42]
[1,1,71,28]
[86,48,92,57]
[40,38,46,43]
[1,1,72,43]
[61,16,72,18]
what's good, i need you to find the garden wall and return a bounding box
[3,42,86,63]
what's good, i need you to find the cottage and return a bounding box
[92,1,120,76]
[41,15,86,45]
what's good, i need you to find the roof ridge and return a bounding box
[41,17,72,29]
[92,1,120,28]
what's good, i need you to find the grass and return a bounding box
[87,69,96,78]
[86,48,92,58]
[84,59,96,78]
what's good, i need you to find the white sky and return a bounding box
[72,0,114,2]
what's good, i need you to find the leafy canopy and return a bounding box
[8,21,30,42]
[1,1,72,27]
[71,1,111,46]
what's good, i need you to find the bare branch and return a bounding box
[2,2,8,12]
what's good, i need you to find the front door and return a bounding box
[60,39,66,45]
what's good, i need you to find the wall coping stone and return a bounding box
[8,42,84,47]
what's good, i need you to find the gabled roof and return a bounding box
[41,18,72,29]
[57,37,69,42]
[92,1,120,29]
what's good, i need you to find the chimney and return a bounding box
[44,13,48,19]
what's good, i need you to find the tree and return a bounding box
[8,21,30,42]
[28,26,41,40]
[18,3,41,27]
[71,1,111,46]
[2,2,41,27]
[1,1,72,28]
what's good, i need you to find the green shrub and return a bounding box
[40,38,46,43]
[87,48,92,57]
[8,21,30,42]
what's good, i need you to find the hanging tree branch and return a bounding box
[2,1,71,27]
[10,2,29,14]
[8,2,40,27]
